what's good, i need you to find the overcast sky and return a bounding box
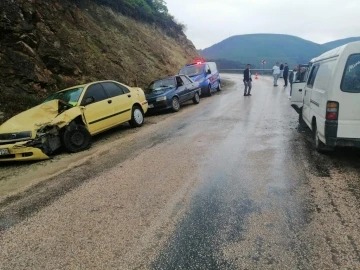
[165,0,360,49]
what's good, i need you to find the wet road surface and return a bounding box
[1,74,360,269]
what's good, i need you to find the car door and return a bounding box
[180,75,194,100]
[290,65,309,110]
[205,64,214,89]
[102,82,132,123]
[175,76,187,103]
[303,65,320,123]
[290,81,306,112]
[80,83,113,134]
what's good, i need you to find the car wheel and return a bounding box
[207,84,212,97]
[313,122,334,153]
[193,92,200,104]
[62,124,92,153]
[217,81,222,91]
[171,97,180,112]
[129,105,144,128]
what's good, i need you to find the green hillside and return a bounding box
[199,34,360,68]
[322,37,360,50]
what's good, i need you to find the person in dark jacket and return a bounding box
[243,64,252,96]
[298,67,306,82]
[283,63,289,87]
[280,63,284,78]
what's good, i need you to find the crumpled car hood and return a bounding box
[0,100,75,135]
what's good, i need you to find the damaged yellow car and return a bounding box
[0,80,148,161]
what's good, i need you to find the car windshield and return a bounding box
[43,87,84,106]
[179,64,205,77]
[147,78,175,93]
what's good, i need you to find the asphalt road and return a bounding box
[1,74,360,269]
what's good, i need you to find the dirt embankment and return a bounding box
[0,0,198,122]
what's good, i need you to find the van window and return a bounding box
[341,54,360,93]
[211,63,218,72]
[313,60,336,91]
[206,64,211,73]
[307,65,320,88]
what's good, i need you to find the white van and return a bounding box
[291,41,360,152]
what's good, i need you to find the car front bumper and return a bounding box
[147,100,171,111]
[0,141,49,162]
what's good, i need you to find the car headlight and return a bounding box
[156,96,167,102]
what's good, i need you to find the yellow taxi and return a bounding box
[0,80,148,161]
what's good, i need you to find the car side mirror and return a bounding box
[84,97,95,105]
[207,70,211,75]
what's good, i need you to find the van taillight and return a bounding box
[326,101,339,120]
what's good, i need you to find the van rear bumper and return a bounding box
[326,120,360,148]
[327,137,360,148]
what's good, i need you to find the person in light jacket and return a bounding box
[272,62,280,86]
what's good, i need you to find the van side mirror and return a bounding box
[207,69,211,75]
[84,97,95,105]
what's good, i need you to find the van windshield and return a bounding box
[179,64,205,77]
[341,54,360,93]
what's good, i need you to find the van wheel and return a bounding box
[193,92,200,104]
[62,123,92,153]
[129,105,144,128]
[217,82,222,91]
[171,97,180,112]
[313,123,334,153]
[207,84,212,97]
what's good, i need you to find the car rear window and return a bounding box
[102,82,125,98]
[341,54,360,93]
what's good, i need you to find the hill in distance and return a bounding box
[199,34,360,68]
[322,37,360,50]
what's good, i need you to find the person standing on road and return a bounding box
[272,62,280,86]
[283,63,289,87]
[280,62,284,78]
[298,67,306,82]
[289,65,298,97]
[243,64,252,96]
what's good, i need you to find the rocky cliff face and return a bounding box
[0,0,198,122]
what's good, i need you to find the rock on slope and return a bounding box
[0,0,198,122]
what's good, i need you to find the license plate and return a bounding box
[0,149,10,156]
[148,104,154,108]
